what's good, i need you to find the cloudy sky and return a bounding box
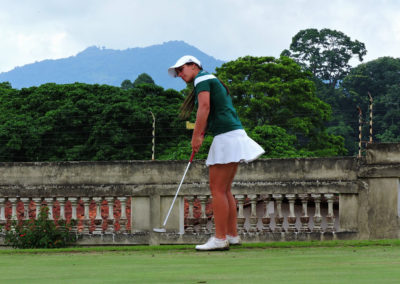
[1,0,399,73]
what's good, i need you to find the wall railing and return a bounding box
[1,143,399,245]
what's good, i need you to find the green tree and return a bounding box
[157,135,213,160]
[133,73,155,87]
[248,125,298,158]
[341,57,400,145]
[120,79,133,90]
[215,56,346,157]
[0,81,13,89]
[129,84,190,159]
[280,28,368,156]
[0,82,188,162]
[282,28,367,89]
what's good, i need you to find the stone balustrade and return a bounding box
[0,192,341,244]
[0,196,130,234]
[183,193,338,235]
[0,143,399,245]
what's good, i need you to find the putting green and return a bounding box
[0,243,400,283]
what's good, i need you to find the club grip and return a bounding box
[189,151,196,163]
[189,132,204,163]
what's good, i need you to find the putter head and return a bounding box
[153,227,166,233]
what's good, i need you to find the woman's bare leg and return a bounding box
[226,163,239,236]
[209,162,239,239]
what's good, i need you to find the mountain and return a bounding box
[0,41,225,91]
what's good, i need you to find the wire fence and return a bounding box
[0,96,399,160]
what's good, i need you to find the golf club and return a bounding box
[153,151,196,233]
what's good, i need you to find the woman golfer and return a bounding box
[168,55,265,251]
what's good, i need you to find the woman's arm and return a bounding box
[192,91,210,153]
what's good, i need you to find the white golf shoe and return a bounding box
[195,237,229,251]
[226,235,242,245]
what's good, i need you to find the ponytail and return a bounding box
[179,88,196,120]
[217,78,230,95]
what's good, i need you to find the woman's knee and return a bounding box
[210,185,227,199]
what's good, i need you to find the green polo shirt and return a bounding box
[194,71,243,136]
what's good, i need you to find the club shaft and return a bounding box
[162,161,192,227]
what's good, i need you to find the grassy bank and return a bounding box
[0,240,400,283]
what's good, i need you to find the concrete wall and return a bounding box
[0,156,359,186]
[1,142,399,244]
[359,143,400,239]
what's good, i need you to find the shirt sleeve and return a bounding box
[195,79,211,96]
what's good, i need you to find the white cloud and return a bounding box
[1,0,400,73]
[0,28,84,71]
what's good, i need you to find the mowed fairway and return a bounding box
[1,242,400,283]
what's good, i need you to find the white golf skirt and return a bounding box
[206,129,265,166]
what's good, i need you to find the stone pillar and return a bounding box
[262,195,271,232]
[208,196,215,234]
[57,197,66,221]
[361,143,400,239]
[185,196,195,234]
[44,198,54,221]
[299,194,310,232]
[118,197,127,233]
[235,195,246,234]
[273,194,284,232]
[105,197,115,233]
[32,197,42,219]
[69,197,78,232]
[286,194,297,232]
[339,193,358,232]
[93,197,103,234]
[325,194,335,232]
[20,198,30,221]
[311,194,322,232]
[198,195,208,233]
[9,198,18,221]
[149,194,161,245]
[179,196,185,235]
[248,194,258,232]
[0,198,6,231]
[362,178,399,239]
[81,197,90,234]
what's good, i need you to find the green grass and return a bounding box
[1,240,400,283]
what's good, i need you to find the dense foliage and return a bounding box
[0,55,349,161]
[5,207,76,249]
[0,82,189,161]
[281,29,400,155]
[5,41,400,160]
[2,29,399,160]
[215,56,346,157]
[340,57,400,147]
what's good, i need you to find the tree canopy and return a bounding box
[341,57,400,143]
[4,27,400,161]
[282,28,367,89]
[121,73,155,90]
[215,56,346,157]
[0,82,188,161]
[120,79,133,90]
[1,49,363,161]
[133,73,155,87]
